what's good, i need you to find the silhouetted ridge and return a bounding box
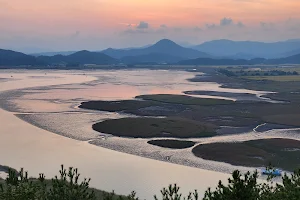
[37,51,117,65]
[192,39,300,59]
[102,39,210,60]
[267,53,300,64]
[1,39,300,67]
[0,49,42,66]
[151,39,179,48]
[178,54,300,65]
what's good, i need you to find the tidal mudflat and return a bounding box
[0,69,299,198]
[0,70,231,199]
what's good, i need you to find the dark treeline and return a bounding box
[218,69,299,77]
[178,55,300,65]
[0,165,299,200]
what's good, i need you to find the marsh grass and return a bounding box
[192,138,300,171]
[93,117,217,138]
[147,139,196,149]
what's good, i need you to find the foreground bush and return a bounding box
[0,165,299,200]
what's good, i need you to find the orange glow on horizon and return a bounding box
[2,0,300,29]
[1,0,300,51]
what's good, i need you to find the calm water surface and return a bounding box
[0,69,296,198]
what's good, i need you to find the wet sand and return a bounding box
[0,70,230,199]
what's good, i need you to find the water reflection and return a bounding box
[1,69,277,114]
[0,70,234,198]
[1,69,299,173]
[0,69,298,199]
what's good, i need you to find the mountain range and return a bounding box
[1,39,300,67]
[191,39,300,59]
[102,39,209,61]
[0,49,41,66]
[30,38,300,60]
[38,50,117,65]
[178,55,300,65]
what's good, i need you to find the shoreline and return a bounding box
[0,70,232,199]
[1,70,300,174]
[13,110,300,175]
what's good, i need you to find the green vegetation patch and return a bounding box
[1,164,300,200]
[192,138,300,171]
[79,100,161,112]
[137,94,234,106]
[93,117,217,138]
[245,76,300,82]
[147,139,196,149]
[0,165,129,200]
[219,68,299,78]
[215,67,300,92]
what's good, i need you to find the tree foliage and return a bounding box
[0,165,96,200]
[0,165,299,200]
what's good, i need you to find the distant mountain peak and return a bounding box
[102,38,210,60]
[76,50,90,54]
[154,39,178,46]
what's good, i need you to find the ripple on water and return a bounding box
[3,69,300,175]
[15,111,300,174]
[15,112,132,141]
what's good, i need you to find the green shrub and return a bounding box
[0,165,96,200]
[0,165,299,200]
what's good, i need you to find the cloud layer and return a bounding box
[0,0,300,52]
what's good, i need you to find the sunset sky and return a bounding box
[1,0,300,53]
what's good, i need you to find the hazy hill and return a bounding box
[102,39,210,59]
[1,44,299,67]
[31,51,76,56]
[122,44,152,50]
[178,53,300,65]
[281,48,300,57]
[222,53,258,60]
[267,53,300,64]
[0,49,41,66]
[38,50,117,65]
[192,39,300,59]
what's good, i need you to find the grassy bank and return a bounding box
[245,75,300,82]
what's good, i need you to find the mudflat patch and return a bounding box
[147,139,196,149]
[192,138,300,171]
[93,117,217,138]
[137,94,234,106]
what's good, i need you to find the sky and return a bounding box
[1,0,300,53]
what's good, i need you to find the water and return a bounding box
[0,69,297,198]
